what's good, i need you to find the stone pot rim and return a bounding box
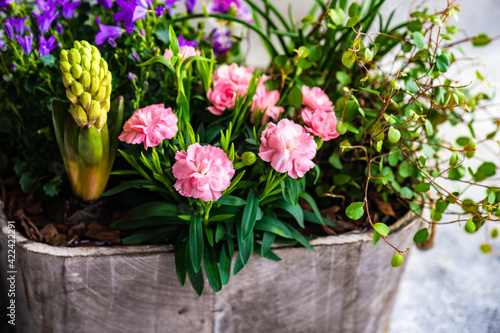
[0,200,418,258]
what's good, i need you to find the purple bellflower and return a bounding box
[185,0,196,13]
[35,0,59,12]
[206,27,232,57]
[95,17,123,46]
[56,23,63,34]
[61,0,81,19]
[155,5,165,18]
[178,35,198,48]
[6,17,29,35]
[131,50,139,61]
[135,0,152,9]
[32,10,59,34]
[4,22,14,40]
[97,0,113,10]
[113,0,147,34]
[16,34,33,55]
[207,0,252,23]
[0,39,5,50]
[38,35,59,56]
[127,72,137,82]
[1,0,12,11]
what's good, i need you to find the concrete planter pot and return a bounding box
[0,201,420,333]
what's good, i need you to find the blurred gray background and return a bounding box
[244,1,500,332]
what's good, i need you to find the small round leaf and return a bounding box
[346,202,365,220]
[388,127,401,143]
[413,228,429,243]
[391,253,404,267]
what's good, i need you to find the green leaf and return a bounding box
[255,216,294,239]
[373,230,381,245]
[236,224,254,267]
[413,228,429,243]
[346,16,358,28]
[480,243,492,254]
[359,87,380,95]
[215,223,225,243]
[219,241,233,285]
[175,241,187,286]
[364,48,373,61]
[100,180,156,196]
[336,71,352,85]
[415,182,431,192]
[328,8,345,26]
[204,244,222,292]
[241,190,259,239]
[474,162,496,181]
[373,222,390,237]
[348,2,358,17]
[207,214,234,222]
[391,253,404,267]
[186,246,204,296]
[288,86,303,109]
[274,199,304,228]
[412,31,426,48]
[491,228,499,239]
[336,121,348,135]
[342,50,356,66]
[297,46,310,58]
[168,25,179,55]
[436,53,450,72]
[189,214,204,273]
[346,202,364,220]
[472,33,491,47]
[388,127,401,143]
[465,218,476,233]
[121,226,177,244]
[261,232,276,256]
[283,223,314,250]
[283,178,300,207]
[119,202,178,221]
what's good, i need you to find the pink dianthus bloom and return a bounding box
[301,108,340,141]
[206,79,238,115]
[173,143,235,202]
[213,63,254,96]
[301,86,334,113]
[164,46,200,63]
[259,119,317,179]
[251,80,284,124]
[119,104,178,150]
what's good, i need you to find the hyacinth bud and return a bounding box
[59,40,112,128]
[60,61,71,72]
[80,92,92,111]
[60,49,69,62]
[95,110,107,129]
[71,81,84,97]
[70,105,88,126]
[95,86,106,101]
[88,100,101,121]
[62,72,74,88]
[81,71,91,89]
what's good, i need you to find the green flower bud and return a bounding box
[81,47,92,60]
[90,76,100,94]
[69,48,81,65]
[71,63,82,79]
[91,46,101,61]
[90,61,99,77]
[70,105,88,126]
[81,40,91,50]
[101,72,111,86]
[241,152,257,166]
[71,81,84,97]
[99,68,105,81]
[62,72,75,88]
[81,71,91,89]
[95,110,107,129]
[66,88,79,105]
[80,92,92,111]
[88,100,101,120]
[99,58,108,73]
[73,40,82,49]
[100,98,110,113]
[60,61,71,73]
[60,50,69,62]
[95,86,106,101]
[105,84,112,99]
[81,55,91,72]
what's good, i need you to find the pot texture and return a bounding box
[0,201,421,333]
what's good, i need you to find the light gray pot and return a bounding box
[0,201,421,333]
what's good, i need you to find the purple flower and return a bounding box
[95,17,123,46]
[97,0,113,10]
[131,50,139,61]
[56,23,63,34]
[185,0,196,13]
[38,34,59,56]
[1,0,12,11]
[61,0,81,19]
[32,10,59,34]
[113,0,147,34]
[0,39,5,50]
[178,35,198,48]
[207,0,252,23]
[16,34,33,55]
[6,17,29,35]
[206,27,231,57]
[35,0,59,12]
[4,22,14,40]
[127,72,137,82]
[135,0,152,9]
[155,5,164,18]
[165,0,181,7]
[10,63,17,71]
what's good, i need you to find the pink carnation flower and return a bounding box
[206,79,238,115]
[213,63,254,96]
[301,108,340,141]
[164,46,200,63]
[259,119,317,179]
[173,143,235,202]
[301,86,334,113]
[119,104,178,150]
[251,81,284,124]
